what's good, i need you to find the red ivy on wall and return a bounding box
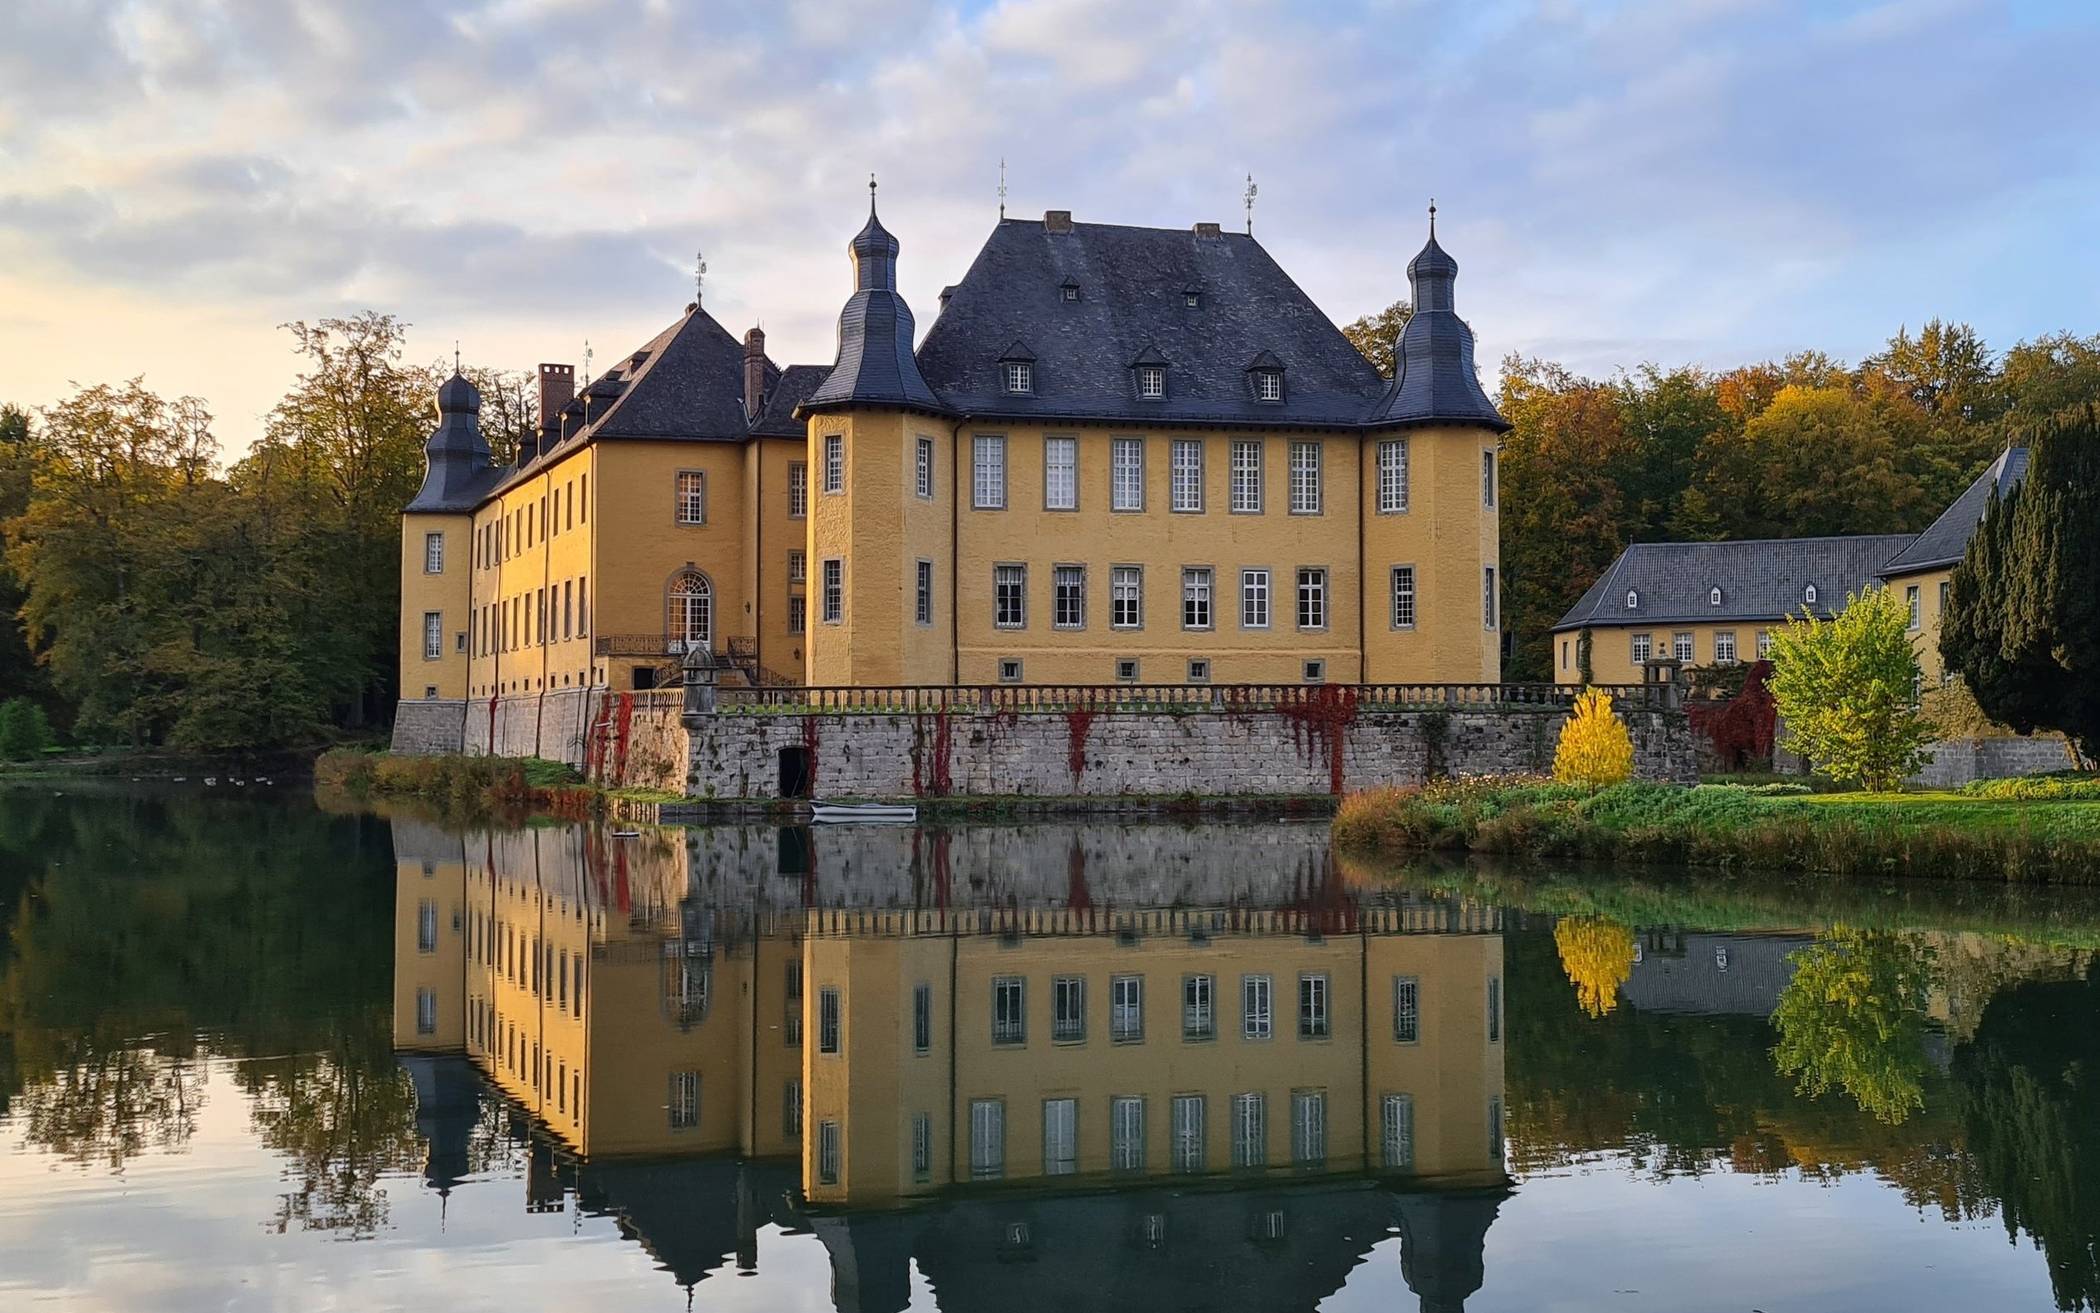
[1687,659,1777,767]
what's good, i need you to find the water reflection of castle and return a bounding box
[392,819,1511,1311]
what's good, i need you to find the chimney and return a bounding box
[1043,210,1073,234]
[1192,222,1222,239]
[743,328,767,421]
[538,363,575,431]
[938,284,956,311]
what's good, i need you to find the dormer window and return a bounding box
[1803,583,1818,606]
[1005,361,1033,395]
[1709,587,1723,607]
[1625,589,1640,610]
[1255,370,1283,403]
[1184,288,1201,309]
[1060,279,1080,303]
[1138,366,1166,400]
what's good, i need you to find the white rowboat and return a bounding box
[811,801,918,824]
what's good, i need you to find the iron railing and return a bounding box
[713,682,1668,716]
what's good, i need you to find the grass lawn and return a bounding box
[1772,790,2100,836]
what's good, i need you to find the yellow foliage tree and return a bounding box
[1553,687,1634,790]
[1554,916,1637,1018]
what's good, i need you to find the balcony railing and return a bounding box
[594,634,706,657]
[712,682,1669,716]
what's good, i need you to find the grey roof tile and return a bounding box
[1372,225,1510,431]
[1879,447,2029,575]
[802,201,949,415]
[749,364,828,438]
[1553,534,1918,630]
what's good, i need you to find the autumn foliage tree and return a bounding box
[1553,687,1635,790]
[1766,588,1934,791]
[1554,916,1637,1018]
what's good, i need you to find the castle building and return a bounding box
[1552,448,2029,685]
[399,192,1509,702]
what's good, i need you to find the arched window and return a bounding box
[668,570,712,653]
[1625,589,1639,610]
[1803,583,1818,606]
[1709,586,1723,606]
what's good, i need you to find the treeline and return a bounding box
[0,315,533,750]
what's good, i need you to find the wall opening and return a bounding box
[779,746,814,799]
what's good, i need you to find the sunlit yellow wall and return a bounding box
[1886,568,1954,683]
[399,512,472,700]
[1556,621,1775,685]
[593,439,749,684]
[807,411,925,685]
[466,445,598,698]
[391,843,467,1052]
[745,436,814,685]
[1360,428,1502,684]
[1362,934,1504,1176]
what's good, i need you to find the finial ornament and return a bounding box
[1428,197,1436,236]
[1244,174,1258,234]
[453,340,460,373]
[868,172,877,213]
[694,248,707,305]
[998,158,1007,220]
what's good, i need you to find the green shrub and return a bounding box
[1962,772,2100,802]
[0,698,56,761]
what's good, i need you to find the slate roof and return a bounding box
[913,217,1396,428]
[572,305,754,441]
[1553,534,1918,630]
[1372,227,1511,431]
[1879,447,2029,575]
[801,200,950,416]
[405,372,502,513]
[749,364,828,438]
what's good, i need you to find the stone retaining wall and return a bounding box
[1911,735,2077,788]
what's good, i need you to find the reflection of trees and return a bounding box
[1772,928,1935,1126]
[1955,967,2100,1313]
[1553,916,1636,1018]
[242,1047,422,1238]
[13,1036,206,1168]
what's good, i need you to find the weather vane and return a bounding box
[582,338,593,388]
[1244,174,1258,234]
[694,248,707,306]
[998,158,1007,220]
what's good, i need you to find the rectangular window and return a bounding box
[1183,974,1215,1040]
[818,1121,840,1184]
[1052,976,1086,1042]
[822,559,843,624]
[563,580,573,640]
[1186,658,1210,683]
[1392,566,1417,629]
[1232,1092,1266,1168]
[1171,439,1203,512]
[1043,1097,1078,1175]
[1482,449,1498,507]
[1489,1096,1504,1161]
[1004,361,1032,394]
[1111,437,1145,511]
[783,1079,802,1136]
[1382,1094,1415,1169]
[424,532,445,574]
[1715,631,1737,663]
[789,550,806,582]
[1938,580,1950,616]
[1241,569,1271,629]
[916,436,935,499]
[1631,632,1652,664]
[1291,1090,1326,1166]
[669,1071,700,1130]
[992,976,1026,1045]
[423,611,443,660]
[1182,567,1213,630]
[1488,975,1502,1042]
[416,987,437,1035]
[789,462,808,517]
[1230,440,1263,512]
[675,470,706,524]
[578,576,587,635]
[417,900,437,953]
[1756,629,1773,659]
[1298,973,1330,1039]
[1256,369,1283,402]
[1171,1094,1206,1172]
[818,987,841,1054]
[913,982,933,1054]
[1043,436,1077,510]
[1111,1096,1146,1170]
[1111,975,1143,1042]
[1484,567,1498,629]
[788,596,807,634]
[912,1113,933,1181]
[999,658,1023,683]
[1111,566,1143,629]
[994,564,1027,628]
[970,1099,1005,1179]
[1243,975,1273,1040]
[973,435,1007,509]
[1393,976,1420,1043]
[912,559,934,626]
[822,435,844,493]
[785,962,802,1046]
[1378,439,1409,513]
[1053,565,1085,629]
[1289,442,1321,514]
[1672,631,1693,663]
[1906,584,1921,630]
[1137,365,1166,399]
[1297,568,1327,630]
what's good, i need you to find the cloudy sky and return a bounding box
[1,0,2095,452]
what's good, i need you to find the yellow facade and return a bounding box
[398,512,471,700]
[1556,620,1774,685]
[1887,568,1954,684]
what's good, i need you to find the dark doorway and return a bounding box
[777,826,814,877]
[778,746,813,799]
[632,666,658,691]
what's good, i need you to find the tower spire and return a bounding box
[1428,197,1436,237]
[1244,174,1258,234]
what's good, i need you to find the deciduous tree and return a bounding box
[1766,587,1934,791]
[1341,299,1412,379]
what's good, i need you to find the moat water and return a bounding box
[1,783,2096,1312]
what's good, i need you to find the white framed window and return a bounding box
[1241,569,1271,629]
[1298,973,1330,1038]
[1715,630,1737,663]
[1111,437,1145,511]
[1044,1097,1078,1175]
[424,532,445,574]
[916,437,935,499]
[1111,566,1143,629]
[1297,568,1327,630]
[912,1113,933,1181]
[417,900,437,953]
[1906,584,1921,630]
[1171,439,1203,511]
[1004,361,1033,395]
[1483,567,1498,629]
[1230,440,1263,512]
[1673,631,1693,662]
[822,435,843,493]
[1631,632,1652,664]
[992,976,1026,1044]
[817,1121,840,1184]
[1053,565,1085,629]
[789,551,806,582]
[1393,976,1420,1043]
[1489,1096,1504,1162]
[1381,1093,1414,1169]
[971,1098,1006,1178]
[1804,582,1819,606]
[1182,567,1213,630]
[416,987,436,1034]
[1137,365,1166,399]
[1757,629,1773,659]
[1291,1090,1326,1166]
[1377,440,1409,513]
[973,435,1007,509]
[1111,975,1143,1042]
[1231,1092,1266,1168]
[1626,589,1639,610]
[1043,436,1077,510]
[1255,369,1283,402]
[788,596,806,634]
[821,559,843,624]
[1111,1095,1146,1170]
[1242,974,1273,1039]
[666,1070,702,1131]
[675,470,706,524]
[916,560,934,626]
[1183,974,1214,1039]
[818,986,841,1053]
[1171,1094,1206,1172]
[1710,586,1724,607]
[423,611,443,660]
[1482,448,1497,507]
[1391,565,1416,629]
[788,462,807,517]
[995,564,1027,628]
[1289,441,1321,513]
[1053,976,1086,1042]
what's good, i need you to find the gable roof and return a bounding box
[576,305,754,441]
[1553,534,1918,630]
[1879,446,2029,576]
[749,364,828,438]
[914,218,1392,428]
